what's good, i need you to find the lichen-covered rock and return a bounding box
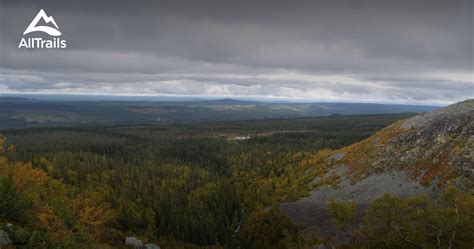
[329,153,344,161]
[282,99,474,238]
[312,243,326,249]
[125,237,143,248]
[340,99,474,184]
[0,230,12,247]
[145,243,161,249]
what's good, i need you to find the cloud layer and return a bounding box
[0,0,472,104]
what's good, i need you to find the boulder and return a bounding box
[313,244,326,249]
[329,153,344,161]
[125,237,143,248]
[0,230,12,247]
[145,243,161,249]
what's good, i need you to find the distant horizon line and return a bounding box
[0,92,454,106]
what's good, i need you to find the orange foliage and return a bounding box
[73,190,116,236]
[341,121,404,175]
[8,163,49,192]
[7,145,16,154]
[37,204,72,240]
[0,147,74,242]
[0,135,5,153]
[414,153,456,187]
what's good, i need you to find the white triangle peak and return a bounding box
[23,9,62,36]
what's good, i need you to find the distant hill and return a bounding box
[191,98,261,105]
[0,97,35,102]
[305,102,437,115]
[281,99,473,241]
[0,97,439,129]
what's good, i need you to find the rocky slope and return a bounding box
[281,99,473,236]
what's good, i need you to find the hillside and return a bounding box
[281,99,474,246]
[340,99,473,184]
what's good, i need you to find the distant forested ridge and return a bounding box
[0,97,437,129]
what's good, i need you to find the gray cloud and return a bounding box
[0,0,472,104]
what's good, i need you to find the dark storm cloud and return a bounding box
[0,0,472,104]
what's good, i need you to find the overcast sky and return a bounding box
[0,0,472,104]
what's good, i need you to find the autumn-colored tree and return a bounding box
[360,187,474,248]
[0,135,5,153]
[328,198,356,232]
[0,175,30,222]
[37,204,72,240]
[73,190,117,240]
[239,205,306,249]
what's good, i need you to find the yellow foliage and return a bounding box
[8,163,49,192]
[0,136,7,167]
[37,204,72,240]
[0,135,5,153]
[328,199,356,231]
[7,145,16,154]
[0,148,76,243]
[73,190,116,231]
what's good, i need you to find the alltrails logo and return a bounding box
[18,9,67,49]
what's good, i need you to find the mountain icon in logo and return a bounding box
[23,9,61,36]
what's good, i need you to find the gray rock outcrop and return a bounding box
[125,237,143,248]
[144,243,161,249]
[313,243,327,249]
[281,99,474,238]
[0,230,11,247]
